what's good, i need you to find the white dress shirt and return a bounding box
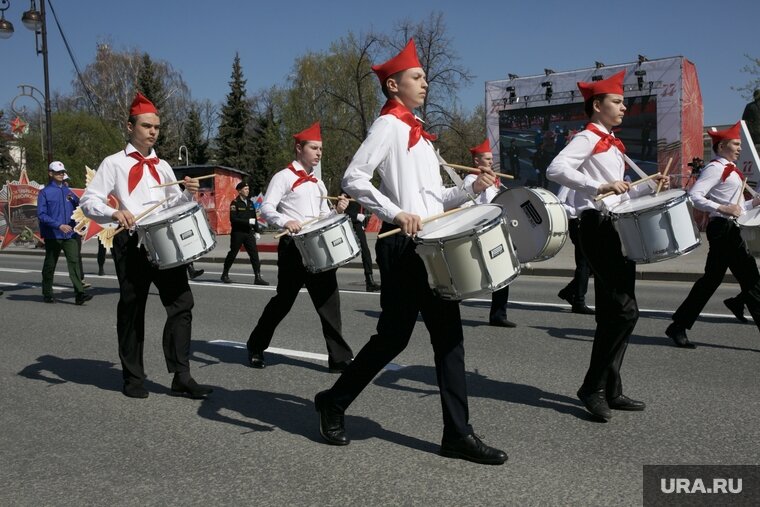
[342,114,476,223]
[556,186,578,219]
[546,122,649,213]
[80,143,192,224]
[462,174,499,206]
[689,157,752,218]
[260,161,333,229]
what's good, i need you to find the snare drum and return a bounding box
[737,207,760,256]
[137,202,216,269]
[608,189,701,263]
[292,214,360,273]
[491,187,568,263]
[414,204,520,300]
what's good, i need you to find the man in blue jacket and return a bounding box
[37,161,92,305]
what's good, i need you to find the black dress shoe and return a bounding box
[248,351,266,369]
[98,267,105,276]
[724,297,748,323]
[315,390,350,446]
[440,434,508,465]
[122,382,149,399]
[557,287,574,305]
[328,359,352,374]
[665,323,696,349]
[43,296,55,304]
[170,374,213,399]
[571,303,595,315]
[607,394,646,411]
[221,274,232,284]
[577,388,612,421]
[75,293,93,306]
[188,268,205,280]
[489,318,517,328]
[254,275,269,286]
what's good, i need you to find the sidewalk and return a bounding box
[1,230,735,284]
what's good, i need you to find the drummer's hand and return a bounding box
[113,210,136,229]
[654,173,670,190]
[284,220,302,234]
[752,195,760,208]
[718,203,742,218]
[393,211,422,236]
[183,176,200,194]
[473,166,496,193]
[598,181,630,196]
[335,195,349,214]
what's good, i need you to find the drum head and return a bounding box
[610,189,685,214]
[738,206,760,226]
[416,204,502,241]
[139,201,198,226]
[492,187,558,262]
[296,214,345,236]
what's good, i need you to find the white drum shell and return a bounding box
[492,187,568,263]
[293,214,361,273]
[414,204,520,300]
[609,190,701,264]
[137,202,216,270]
[737,207,760,257]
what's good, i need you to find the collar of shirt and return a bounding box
[260,162,328,227]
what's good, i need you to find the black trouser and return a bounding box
[111,231,194,384]
[561,218,591,304]
[324,225,472,440]
[74,234,84,280]
[223,230,261,275]
[247,236,352,364]
[672,218,760,332]
[351,220,373,276]
[489,285,510,322]
[578,210,639,398]
[97,242,107,270]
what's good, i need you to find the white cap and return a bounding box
[49,161,66,172]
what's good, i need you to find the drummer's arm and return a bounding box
[546,135,605,197]
[687,166,723,214]
[259,175,291,229]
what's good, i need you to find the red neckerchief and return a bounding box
[379,100,437,150]
[127,151,161,194]
[288,163,318,191]
[585,123,626,155]
[716,160,744,182]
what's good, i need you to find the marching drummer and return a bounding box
[80,92,212,399]
[463,139,516,327]
[314,39,507,465]
[666,122,760,347]
[546,70,668,421]
[245,122,354,372]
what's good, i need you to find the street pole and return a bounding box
[39,0,52,163]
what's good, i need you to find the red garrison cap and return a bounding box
[577,70,626,101]
[129,92,158,116]
[372,39,422,83]
[293,121,321,143]
[707,121,741,144]
[469,139,491,155]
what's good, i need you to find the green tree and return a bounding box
[0,111,17,181]
[215,53,255,172]
[436,104,487,167]
[735,54,760,100]
[182,106,209,165]
[17,111,123,187]
[249,89,288,194]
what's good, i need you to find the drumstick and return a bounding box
[151,174,215,188]
[273,216,320,239]
[441,162,515,180]
[320,196,356,202]
[655,158,673,196]
[97,196,172,248]
[594,173,661,201]
[736,178,748,206]
[377,207,466,239]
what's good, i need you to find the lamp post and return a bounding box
[0,0,53,164]
[178,145,189,166]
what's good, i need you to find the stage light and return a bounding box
[634,69,647,91]
[638,54,648,63]
[508,73,519,80]
[541,81,553,101]
[595,61,605,69]
[544,68,555,76]
[506,86,516,104]
[591,75,603,82]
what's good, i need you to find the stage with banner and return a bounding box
[485,56,703,189]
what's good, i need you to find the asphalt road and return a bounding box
[1,254,758,506]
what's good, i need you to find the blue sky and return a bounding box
[2,0,758,127]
